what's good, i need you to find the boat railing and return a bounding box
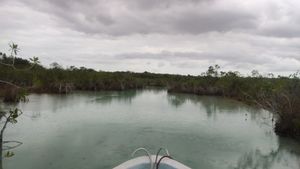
[131,147,153,169]
[131,147,171,169]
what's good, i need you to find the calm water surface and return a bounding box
[2,89,300,169]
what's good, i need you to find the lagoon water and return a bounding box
[2,89,300,169]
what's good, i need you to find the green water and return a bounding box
[2,89,300,169]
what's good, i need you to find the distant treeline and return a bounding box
[1,56,300,140]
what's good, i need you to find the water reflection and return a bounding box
[22,111,41,120]
[167,93,246,114]
[167,93,275,126]
[20,94,76,113]
[234,138,300,169]
[167,94,186,107]
[167,93,259,113]
[91,90,139,105]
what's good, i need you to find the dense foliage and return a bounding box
[0,43,28,169]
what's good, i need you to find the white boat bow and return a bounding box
[113,148,191,169]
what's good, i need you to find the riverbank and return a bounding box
[1,57,300,140]
[167,77,300,140]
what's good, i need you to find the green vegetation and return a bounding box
[1,44,300,140]
[0,43,31,169]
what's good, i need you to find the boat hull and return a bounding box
[113,155,191,169]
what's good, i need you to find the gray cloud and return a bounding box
[113,51,265,65]
[1,0,300,75]
[4,0,258,36]
[17,0,300,38]
[2,0,300,37]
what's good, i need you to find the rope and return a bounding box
[156,155,173,169]
[154,148,170,167]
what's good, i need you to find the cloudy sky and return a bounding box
[1,0,300,75]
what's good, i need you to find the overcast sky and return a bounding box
[1,0,300,75]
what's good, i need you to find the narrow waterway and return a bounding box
[2,89,300,169]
